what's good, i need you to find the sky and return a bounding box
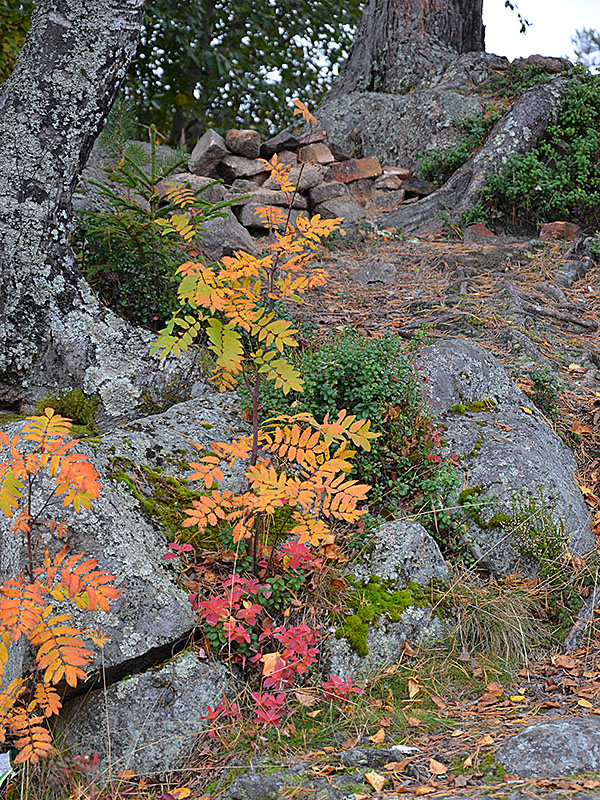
[483,0,600,61]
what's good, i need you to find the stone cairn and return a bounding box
[184,126,436,229]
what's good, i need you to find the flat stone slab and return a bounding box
[496,717,600,778]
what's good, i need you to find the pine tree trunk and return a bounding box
[0,0,176,416]
[329,0,485,98]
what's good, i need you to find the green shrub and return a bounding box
[420,110,501,187]
[245,331,459,534]
[468,66,600,228]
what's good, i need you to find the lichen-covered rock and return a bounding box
[263,163,325,192]
[225,766,367,800]
[317,89,482,173]
[328,605,444,679]
[495,717,600,778]
[352,520,449,585]
[0,393,248,683]
[60,651,231,774]
[326,520,447,678]
[199,210,258,261]
[418,339,593,574]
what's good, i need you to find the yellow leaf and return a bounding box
[429,758,447,775]
[463,755,473,768]
[477,734,495,746]
[408,677,421,699]
[520,406,533,415]
[261,651,285,678]
[510,695,526,702]
[369,728,386,744]
[364,771,387,792]
[578,699,593,708]
[415,786,436,795]
[307,709,323,718]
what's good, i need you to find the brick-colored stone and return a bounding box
[356,156,382,180]
[189,128,228,176]
[539,221,581,241]
[463,223,497,243]
[298,142,334,165]
[330,159,361,183]
[308,181,348,206]
[225,129,261,159]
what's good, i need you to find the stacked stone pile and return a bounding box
[179,126,436,230]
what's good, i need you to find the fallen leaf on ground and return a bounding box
[369,728,386,744]
[429,758,448,775]
[365,771,387,792]
[487,681,503,696]
[415,786,436,795]
[454,775,469,787]
[430,694,447,710]
[407,716,422,727]
[553,654,577,669]
[408,677,421,699]
[294,691,318,707]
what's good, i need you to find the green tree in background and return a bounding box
[0,0,362,143]
[0,0,32,82]
[573,28,600,68]
[127,0,362,143]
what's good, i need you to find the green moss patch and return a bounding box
[449,399,496,414]
[109,457,221,547]
[335,577,432,656]
[35,388,100,438]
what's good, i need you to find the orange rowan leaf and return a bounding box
[292,99,317,126]
[29,608,93,687]
[32,683,62,718]
[9,712,53,763]
[0,579,48,641]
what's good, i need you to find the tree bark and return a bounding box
[329,0,485,98]
[0,0,182,417]
[377,76,570,234]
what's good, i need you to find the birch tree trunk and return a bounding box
[0,0,177,417]
[328,0,485,99]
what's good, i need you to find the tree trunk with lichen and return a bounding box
[0,0,181,418]
[328,0,485,99]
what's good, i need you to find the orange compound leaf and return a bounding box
[85,627,111,648]
[22,408,72,447]
[0,631,9,677]
[0,468,24,519]
[182,490,233,531]
[29,608,93,687]
[254,205,289,228]
[32,682,62,718]
[163,183,197,208]
[175,259,205,278]
[9,510,31,536]
[292,99,317,126]
[53,452,101,512]
[0,579,48,641]
[9,712,54,764]
[0,676,28,721]
[55,551,119,613]
[290,514,332,546]
[188,454,225,489]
